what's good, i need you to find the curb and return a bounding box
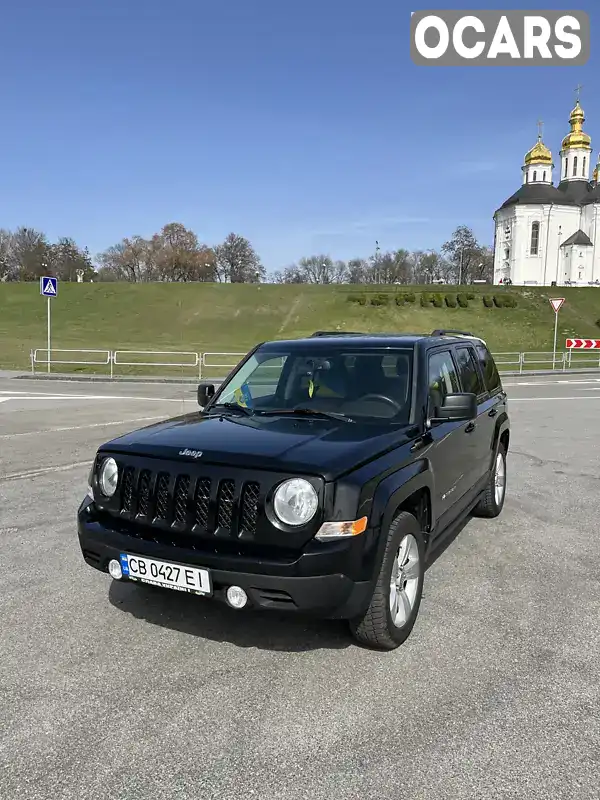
[2,368,600,384]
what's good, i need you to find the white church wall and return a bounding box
[522,163,552,185]
[560,148,591,182]
[495,205,583,285]
[562,244,593,284]
[588,205,600,283]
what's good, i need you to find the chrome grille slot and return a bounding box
[240,482,260,536]
[155,473,170,520]
[121,467,135,513]
[174,475,190,524]
[194,478,211,528]
[137,469,152,517]
[216,479,235,531]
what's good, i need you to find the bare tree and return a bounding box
[49,237,95,281]
[151,223,216,282]
[441,225,488,285]
[96,236,156,282]
[215,233,265,283]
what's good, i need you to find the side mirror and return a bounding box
[431,392,477,423]
[197,381,216,408]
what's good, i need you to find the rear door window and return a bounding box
[455,347,486,399]
[475,344,503,396]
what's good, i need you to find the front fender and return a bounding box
[361,458,434,579]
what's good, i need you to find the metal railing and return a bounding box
[113,350,201,378]
[28,347,600,378]
[31,349,113,375]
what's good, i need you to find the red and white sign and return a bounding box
[549,298,565,313]
[566,338,600,349]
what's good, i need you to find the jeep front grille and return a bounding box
[117,468,262,539]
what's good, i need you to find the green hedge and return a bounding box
[445,294,458,308]
[494,294,518,308]
[347,293,367,305]
[370,293,389,306]
[420,292,431,307]
[432,293,444,308]
[483,295,494,308]
[457,293,469,308]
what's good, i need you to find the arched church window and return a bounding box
[530,222,540,256]
[543,171,547,182]
[583,157,587,176]
[565,158,568,178]
[573,157,578,176]
[533,170,537,182]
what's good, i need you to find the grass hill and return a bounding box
[1,282,600,375]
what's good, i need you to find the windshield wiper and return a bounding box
[257,407,353,423]
[208,402,253,417]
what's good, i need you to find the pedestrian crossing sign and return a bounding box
[40,276,58,297]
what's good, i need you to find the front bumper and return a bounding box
[77,501,375,619]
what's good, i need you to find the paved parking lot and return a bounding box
[1,374,600,800]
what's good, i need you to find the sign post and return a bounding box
[40,277,58,373]
[549,297,565,370]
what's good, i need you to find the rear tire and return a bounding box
[473,442,507,518]
[349,511,425,651]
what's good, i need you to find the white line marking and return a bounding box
[504,379,600,387]
[0,416,166,440]
[1,461,92,482]
[0,391,192,402]
[510,396,600,402]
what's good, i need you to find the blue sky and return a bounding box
[0,0,598,274]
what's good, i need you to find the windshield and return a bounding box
[210,345,414,423]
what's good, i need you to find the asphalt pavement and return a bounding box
[1,374,600,800]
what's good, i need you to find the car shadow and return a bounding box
[108,579,352,652]
[107,516,472,653]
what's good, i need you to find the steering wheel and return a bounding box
[356,393,403,413]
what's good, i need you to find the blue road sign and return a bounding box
[40,276,58,297]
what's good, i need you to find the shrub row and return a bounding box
[347,292,518,308]
[347,292,417,306]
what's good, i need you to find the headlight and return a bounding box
[98,457,119,497]
[273,478,318,527]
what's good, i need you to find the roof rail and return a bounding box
[431,329,486,345]
[431,329,475,337]
[310,331,366,337]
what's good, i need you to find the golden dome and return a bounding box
[561,100,591,151]
[525,137,552,165]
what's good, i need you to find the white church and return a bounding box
[493,96,600,287]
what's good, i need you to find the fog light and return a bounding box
[226,585,248,609]
[108,559,123,580]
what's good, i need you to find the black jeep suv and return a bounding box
[78,329,509,650]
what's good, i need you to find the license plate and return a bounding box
[119,553,212,596]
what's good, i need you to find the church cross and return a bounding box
[537,119,544,140]
[575,84,583,102]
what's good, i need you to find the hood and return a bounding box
[99,411,415,480]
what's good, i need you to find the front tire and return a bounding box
[349,511,425,651]
[473,442,507,518]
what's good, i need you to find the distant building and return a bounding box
[493,97,600,287]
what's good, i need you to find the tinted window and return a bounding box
[427,350,460,414]
[455,347,486,396]
[476,344,502,394]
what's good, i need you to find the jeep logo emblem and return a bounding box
[179,449,203,459]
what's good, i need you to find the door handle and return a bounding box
[488,408,498,418]
[465,422,476,433]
